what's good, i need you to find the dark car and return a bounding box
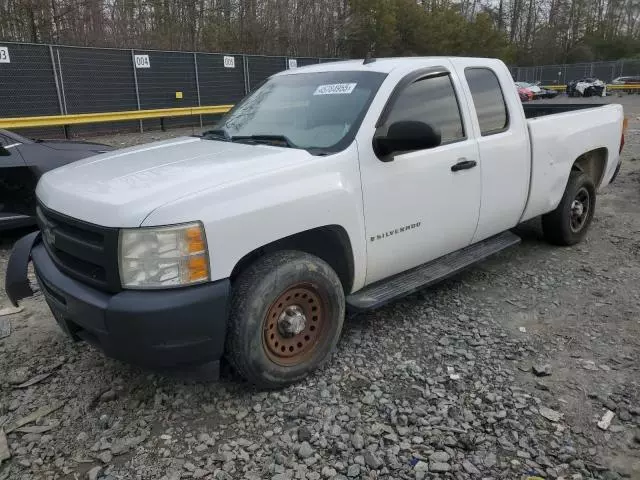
[0,129,113,230]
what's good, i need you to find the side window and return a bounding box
[465,68,509,135]
[386,74,465,144]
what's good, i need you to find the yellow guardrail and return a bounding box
[542,84,640,91]
[2,83,640,130]
[0,105,234,129]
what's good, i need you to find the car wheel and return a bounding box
[542,170,596,246]
[225,251,345,388]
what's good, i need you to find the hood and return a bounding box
[37,136,312,227]
[37,139,113,153]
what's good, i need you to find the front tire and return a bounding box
[225,251,345,388]
[542,170,596,246]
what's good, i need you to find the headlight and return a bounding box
[119,222,209,289]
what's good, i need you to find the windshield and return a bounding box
[208,71,387,154]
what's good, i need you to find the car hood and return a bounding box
[37,139,113,153]
[36,136,312,227]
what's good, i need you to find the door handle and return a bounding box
[451,158,477,172]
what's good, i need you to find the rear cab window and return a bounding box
[465,68,509,135]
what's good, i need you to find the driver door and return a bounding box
[359,70,481,284]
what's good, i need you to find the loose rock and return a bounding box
[532,363,552,376]
[298,442,314,459]
[429,462,451,473]
[539,406,563,422]
[364,451,383,469]
[87,466,103,480]
[462,460,480,475]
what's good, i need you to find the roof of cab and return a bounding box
[275,57,500,76]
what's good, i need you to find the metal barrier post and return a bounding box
[193,53,203,128]
[131,49,143,133]
[55,48,70,138]
[49,46,64,116]
[49,45,66,137]
[243,55,250,94]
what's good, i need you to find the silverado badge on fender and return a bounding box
[370,222,422,242]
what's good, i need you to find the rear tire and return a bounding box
[225,251,345,389]
[542,170,596,246]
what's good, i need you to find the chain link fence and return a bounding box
[512,60,640,85]
[0,41,339,137]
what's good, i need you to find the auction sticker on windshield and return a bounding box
[314,83,358,95]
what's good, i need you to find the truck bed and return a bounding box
[520,102,624,223]
[523,103,607,119]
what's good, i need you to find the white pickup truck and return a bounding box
[5,57,626,388]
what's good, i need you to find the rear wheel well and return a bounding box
[230,226,355,294]
[572,148,607,188]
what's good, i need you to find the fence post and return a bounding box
[55,49,68,116]
[54,48,70,138]
[243,55,250,94]
[49,45,64,116]
[193,52,203,128]
[49,45,66,137]
[130,49,143,133]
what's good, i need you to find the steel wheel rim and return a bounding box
[570,187,590,233]
[263,283,326,366]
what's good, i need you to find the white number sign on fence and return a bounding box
[134,55,150,69]
[0,47,10,63]
[288,59,298,69]
[224,56,235,69]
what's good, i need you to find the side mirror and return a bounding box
[0,145,10,156]
[373,121,441,160]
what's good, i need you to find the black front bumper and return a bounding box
[5,234,230,368]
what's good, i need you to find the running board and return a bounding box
[347,231,521,311]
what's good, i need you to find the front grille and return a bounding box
[36,203,121,292]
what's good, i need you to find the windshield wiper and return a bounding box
[231,134,297,149]
[201,128,232,141]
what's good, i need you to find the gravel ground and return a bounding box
[1,95,640,480]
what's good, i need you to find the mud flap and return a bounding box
[610,160,622,184]
[5,231,40,307]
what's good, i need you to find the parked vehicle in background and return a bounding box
[610,76,640,94]
[538,88,559,98]
[6,57,626,388]
[517,86,533,102]
[0,129,113,231]
[531,82,560,99]
[611,76,640,85]
[567,78,606,97]
[516,81,541,98]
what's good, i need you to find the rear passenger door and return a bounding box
[452,60,531,242]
